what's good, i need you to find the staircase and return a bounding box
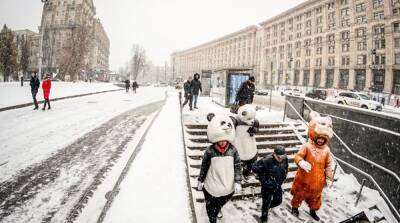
[184,122,307,204]
[183,121,393,223]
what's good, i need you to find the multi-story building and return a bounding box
[171,0,400,98]
[89,19,110,81]
[13,29,40,78]
[171,26,258,80]
[38,0,109,81]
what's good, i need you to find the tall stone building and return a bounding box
[39,0,109,81]
[170,26,258,80]
[89,19,110,81]
[171,0,400,99]
[13,29,40,79]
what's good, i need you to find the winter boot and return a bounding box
[291,207,299,217]
[260,214,268,222]
[217,211,223,219]
[47,100,51,110]
[310,210,320,221]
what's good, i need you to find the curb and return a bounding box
[0,88,124,112]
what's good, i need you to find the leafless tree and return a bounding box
[0,24,18,81]
[58,25,92,81]
[130,44,146,80]
[20,36,30,77]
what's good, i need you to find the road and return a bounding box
[0,88,167,223]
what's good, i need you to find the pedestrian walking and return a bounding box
[197,113,242,223]
[381,97,385,106]
[182,77,193,110]
[132,81,139,93]
[252,146,288,222]
[125,79,130,93]
[291,112,333,221]
[232,104,259,179]
[30,71,40,110]
[42,74,52,110]
[190,73,202,109]
[236,76,256,106]
[20,76,24,87]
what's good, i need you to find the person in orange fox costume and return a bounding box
[290,111,334,221]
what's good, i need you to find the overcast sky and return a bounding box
[0,0,304,71]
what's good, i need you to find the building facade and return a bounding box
[89,19,110,81]
[13,29,40,78]
[171,26,258,80]
[171,0,400,98]
[39,0,109,81]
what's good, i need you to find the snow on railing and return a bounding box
[302,102,400,185]
[284,100,400,221]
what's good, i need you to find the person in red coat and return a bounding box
[42,74,52,110]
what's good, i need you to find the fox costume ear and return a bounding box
[309,111,321,120]
[207,113,215,122]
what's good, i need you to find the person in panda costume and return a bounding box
[232,104,259,179]
[197,113,242,223]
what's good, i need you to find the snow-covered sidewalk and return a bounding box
[103,92,192,223]
[0,82,122,109]
[0,87,167,182]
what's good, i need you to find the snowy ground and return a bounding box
[182,96,286,124]
[0,81,122,109]
[102,92,192,223]
[0,87,168,222]
[181,96,396,223]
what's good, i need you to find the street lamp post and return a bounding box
[37,0,49,81]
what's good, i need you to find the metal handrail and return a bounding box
[302,102,400,184]
[303,102,400,137]
[284,100,400,221]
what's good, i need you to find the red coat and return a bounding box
[42,78,51,100]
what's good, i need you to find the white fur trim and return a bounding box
[204,156,235,197]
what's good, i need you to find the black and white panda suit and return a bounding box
[197,113,242,223]
[232,104,259,177]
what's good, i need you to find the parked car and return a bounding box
[335,91,382,111]
[306,89,327,100]
[281,88,303,97]
[255,89,269,96]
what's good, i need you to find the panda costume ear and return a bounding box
[229,116,238,127]
[207,113,215,122]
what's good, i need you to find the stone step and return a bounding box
[187,147,300,160]
[186,140,302,151]
[185,126,307,136]
[191,181,294,203]
[188,154,297,169]
[187,133,307,143]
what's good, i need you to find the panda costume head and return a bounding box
[206,113,235,143]
[237,104,256,126]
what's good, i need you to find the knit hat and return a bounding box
[206,113,235,143]
[249,76,255,82]
[274,145,286,155]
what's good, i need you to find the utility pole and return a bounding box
[164,61,167,81]
[38,0,49,80]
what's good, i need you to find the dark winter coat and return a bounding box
[42,78,52,100]
[252,154,288,192]
[30,76,40,93]
[125,80,130,87]
[236,80,255,103]
[190,78,202,95]
[183,81,192,97]
[132,81,139,88]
